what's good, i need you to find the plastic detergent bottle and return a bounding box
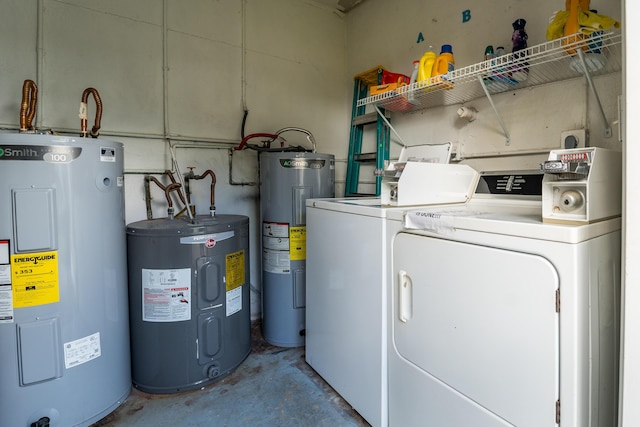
[511,18,529,81]
[433,44,455,75]
[408,60,419,100]
[432,44,455,89]
[417,49,437,83]
[409,60,419,86]
[484,45,495,61]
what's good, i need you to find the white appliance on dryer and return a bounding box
[386,169,621,427]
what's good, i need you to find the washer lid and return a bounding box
[394,199,620,244]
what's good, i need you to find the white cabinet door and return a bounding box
[390,232,559,427]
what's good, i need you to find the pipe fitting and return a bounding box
[457,106,478,122]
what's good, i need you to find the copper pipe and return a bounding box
[80,87,103,138]
[164,183,182,208]
[19,80,38,132]
[145,175,183,218]
[146,175,171,205]
[164,170,187,205]
[193,169,217,214]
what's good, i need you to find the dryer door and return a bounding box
[390,232,559,427]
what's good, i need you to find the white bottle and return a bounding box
[408,60,419,101]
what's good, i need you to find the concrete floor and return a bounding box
[91,322,369,427]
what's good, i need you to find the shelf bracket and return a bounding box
[477,75,511,145]
[374,104,407,148]
[576,49,612,138]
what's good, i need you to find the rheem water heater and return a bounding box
[127,214,251,393]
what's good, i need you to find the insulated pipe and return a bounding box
[233,133,280,151]
[19,79,38,132]
[79,87,103,138]
[144,176,153,220]
[274,127,317,153]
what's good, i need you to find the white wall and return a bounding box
[346,0,622,193]
[0,0,350,319]
[621,0,639,425]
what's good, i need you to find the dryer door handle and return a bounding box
[398,270,413,323]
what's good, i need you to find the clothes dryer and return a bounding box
[386,198,620,427]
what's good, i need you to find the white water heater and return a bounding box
[0,133,130,427]
[260,151,335,347]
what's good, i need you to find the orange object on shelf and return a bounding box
[369,82,403,96]
[563,0,589,55]
[354,67,409,91]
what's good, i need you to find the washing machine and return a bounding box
[386,193,620,426]
[305,197,405,427]
[305,153,476,427]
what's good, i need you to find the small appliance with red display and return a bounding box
[541,147,621,224]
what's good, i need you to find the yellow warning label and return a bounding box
[11,250,59,308]
[289,226,306,261]
[226,250,245,291]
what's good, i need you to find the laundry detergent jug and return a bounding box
[432,44,455,89]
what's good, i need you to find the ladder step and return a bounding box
[354,152,377,162]
[352,110,390,127]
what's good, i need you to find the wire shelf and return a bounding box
[357,32,622,113]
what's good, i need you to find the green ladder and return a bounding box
[345,67,390,197]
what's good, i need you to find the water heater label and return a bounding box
[141,268,191,322]
[0,145,82,162]
[279,158,326,169]
[10,250,60,308]
[100,147,116,162]
[0,240,13,323]
[263,222,288,238]
[180,231,235,245]
[225,250,245,290]
[0,239,10,286]
[64,332,101,369]
[289,227,306,261]
[0,285,13,323]
[225,250,245,316]
[263,222,291,274]
[262,248,290,274]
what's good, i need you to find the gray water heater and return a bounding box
[126,214,251,393]
[260,151,335,347]
[0,133,130,427]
